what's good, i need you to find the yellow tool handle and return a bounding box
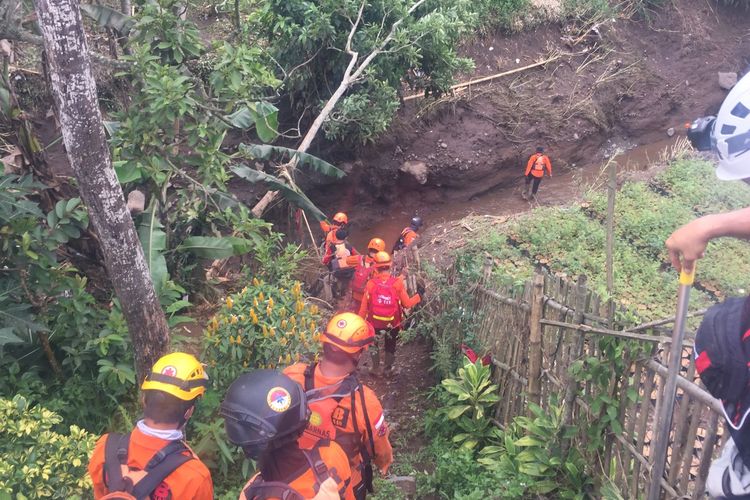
[679,266,696,286]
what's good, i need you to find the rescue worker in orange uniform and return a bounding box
[358,251,421,375]
[523,146,552,200]
[284,313,393,500]
[321,212,349,246]
[323,228,360,299]
[88,353,213,500]
[222,369,354,500]
[391,217,422,254]
[348,238,386,312]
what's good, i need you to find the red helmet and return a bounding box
[322,313,374,354]
[333,212,348,225]
[373,251,392,269]
[367,238,386,253]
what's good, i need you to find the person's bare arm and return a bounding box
[666,207,750,272]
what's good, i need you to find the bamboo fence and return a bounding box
[462,262,723,499]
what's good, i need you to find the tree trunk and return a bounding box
[33,0,170,382]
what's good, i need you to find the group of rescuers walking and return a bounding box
[88,215,424,500]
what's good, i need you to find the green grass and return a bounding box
[453,157,750,321]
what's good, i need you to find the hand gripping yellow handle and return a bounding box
[679,267,696,286]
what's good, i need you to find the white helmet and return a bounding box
[713,71,750,180]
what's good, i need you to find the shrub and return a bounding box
[197,277,321,490]
[0,395,96,498]
[202,277,321,392]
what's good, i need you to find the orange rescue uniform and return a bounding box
[358,271,421,325]
[88,427,213,500]
[283,363,393,491]
[400,228,418,247]
[239,440,354,500]
[524,153,552,178]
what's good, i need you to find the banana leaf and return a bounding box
[176,236,255,259]
[231,164,327,222]
[80,4,135,35]
[238,144,345,179]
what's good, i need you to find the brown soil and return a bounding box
[318,0,750,249]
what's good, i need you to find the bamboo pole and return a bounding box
[527,273,545,409]
[402,55,563,102]
[605,158,616,328]
[647,269,696,500]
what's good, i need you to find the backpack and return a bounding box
[533,154,545,171]
[334,242,351,260]
[350,257,373,296]
[302,364,377,495]
[392,228,413,253]
[368,276,401,329]
[101,433,193,500]
[242,442,332,500]
[695,297,750,469]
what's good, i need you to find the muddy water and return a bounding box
[347,136,682,251]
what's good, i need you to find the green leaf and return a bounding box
[136,209,168,295]
[514,436,545,447]
[446,405,471,419]
[238,143,345,179]
[80,4,135,35]
[231,165,327,222]
[0,327,24,347]
[103,121,121,138]
[114,161,144,184]
[225,103,278,142]
[251,102,279,143]
[177,236,242,259]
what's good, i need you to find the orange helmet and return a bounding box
[373,251,392,268]
[367,238,386,253]
[333,212,348,225]
[322,312,374,354]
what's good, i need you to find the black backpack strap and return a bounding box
[303,362,317,392]
[302,442,331,493]
[104,432,131,492]
[130,441,193,499]
[358,386,377,462]
[244,479,306,500]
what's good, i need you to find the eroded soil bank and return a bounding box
[315,0,750,249]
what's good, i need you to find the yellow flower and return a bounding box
[266,306,272,317]
[226,296,234,309]
[310,305,319,315]
[285,353,292,364]
[242,286,248,294]
[262,324,268,337]
[239,315,245,321]
[243,361,248,368]
[258,292,265,301]
[253,277,260,286]
[290,316,296,326]
[230,315,238,324]
[281,319,288,329]
[279,307,287,318]
[269,327,276,337]
[250,310,259,324]
[295,353,301,362]
[229,335,235,344]
[268,297,274,308]
[280,337,288,346]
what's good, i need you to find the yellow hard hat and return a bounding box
[141,352,208,401]
[323,313,374,354]
[367,238,386,253]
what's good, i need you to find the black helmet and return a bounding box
[410,216,423,229]
[220,370,308,458]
